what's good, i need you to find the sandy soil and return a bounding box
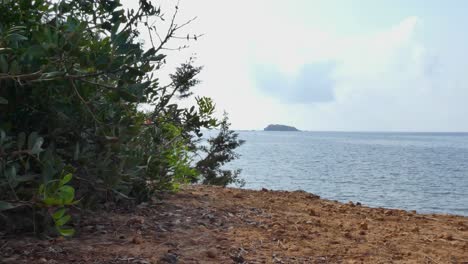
[1,185,468,263]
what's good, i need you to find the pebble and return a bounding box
[2,257,18,263]
[206,249,217,258]
[359,222,368,230]
[132,235,143,244]
[160,253,178,264]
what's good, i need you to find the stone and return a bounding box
[206,249,217,258]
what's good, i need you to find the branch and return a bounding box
[69,79,102,124]
[78,78,118,90]
[0,70,43,82]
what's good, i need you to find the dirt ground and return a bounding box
[1,185,468,263]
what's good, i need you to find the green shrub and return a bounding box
[196,114,245,187]
[0,0,240,236]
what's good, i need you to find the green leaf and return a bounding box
[0,130,5,144]
[60,173,72,186]
[7,26,27,32]
[148,54,166,62]
[6,166,16,181]
[40,71,64,80]
[0,56,8,72]
[43,197,60,206]
[73,142,80,161]
[52,208,66,221]
[17,132,26,149]
[38,184,45,195]
[113,30,129,47]
[57,185,75,204]
[27,132,38,150]
[26,45,45,57]
[0,201,15,211]
[7,33,28,42]
[0,48,13,54]
[57,228,75,237]
[31,137,44,155]
[117,90,138,102]
[15,174,35,182]
[0,97,7,104]
[55,214,71,226]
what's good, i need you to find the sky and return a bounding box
[125,0,468,131]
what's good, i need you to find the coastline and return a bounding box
[1,185,467,263]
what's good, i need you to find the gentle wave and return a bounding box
[218,131,468,216]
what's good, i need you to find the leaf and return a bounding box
[27,132,38,150]
[26,45,45,57]
[38,184,45,196]
[40,71,64,80]
[7,33,28,42]
[0,130,5,144]
[127,82,151,91]
[15,174,35,182]
[0,97,7,104]
[113,30,129,47]
[0,56,8,72]
[60,173,72,186]
[0,201,15,211]
[6,166,16,181]
[57,185,75,204]
[55,214,71,226]
[17,132,26,149]
[52,208,66,221]
[148,54,166,62]
[7,26,27,33]
[43,197,60,206]
[57,228,75,237]
[31,137,44,155]
[73,142,80,161]
[0,48,13,54]
[117,90,138,102]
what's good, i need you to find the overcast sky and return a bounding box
[126,0,468,131]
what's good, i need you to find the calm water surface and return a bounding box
[222,131,468,216]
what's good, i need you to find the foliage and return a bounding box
[196,114,245,187]
[38,171,77,236]
[0,0,241,237]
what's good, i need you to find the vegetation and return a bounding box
[264,124,299,131]
[196,114,245,187]
[0,0,243,237]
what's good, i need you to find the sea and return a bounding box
[220,131,468,216]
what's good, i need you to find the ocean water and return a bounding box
[222,131,468,216]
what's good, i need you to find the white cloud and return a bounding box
[125,0,468,131]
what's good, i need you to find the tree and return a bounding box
[0,0,232,236]
[196,114,245,187]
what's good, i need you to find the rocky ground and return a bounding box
[1,185,468,263]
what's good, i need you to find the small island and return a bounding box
[264,124,300,131]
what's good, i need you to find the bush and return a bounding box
[196,114,245,187]
[0,0,241,236]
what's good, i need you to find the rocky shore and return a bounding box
[1,185,467,263]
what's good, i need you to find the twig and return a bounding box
[69,79,101,124]
[78,78,118,90]
[0,241,8,250]
[153,26,163,43]
[0,70,43,81]
[424,256,441,264]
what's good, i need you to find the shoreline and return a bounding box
[1,185,467,263]
[235,186,468,218]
